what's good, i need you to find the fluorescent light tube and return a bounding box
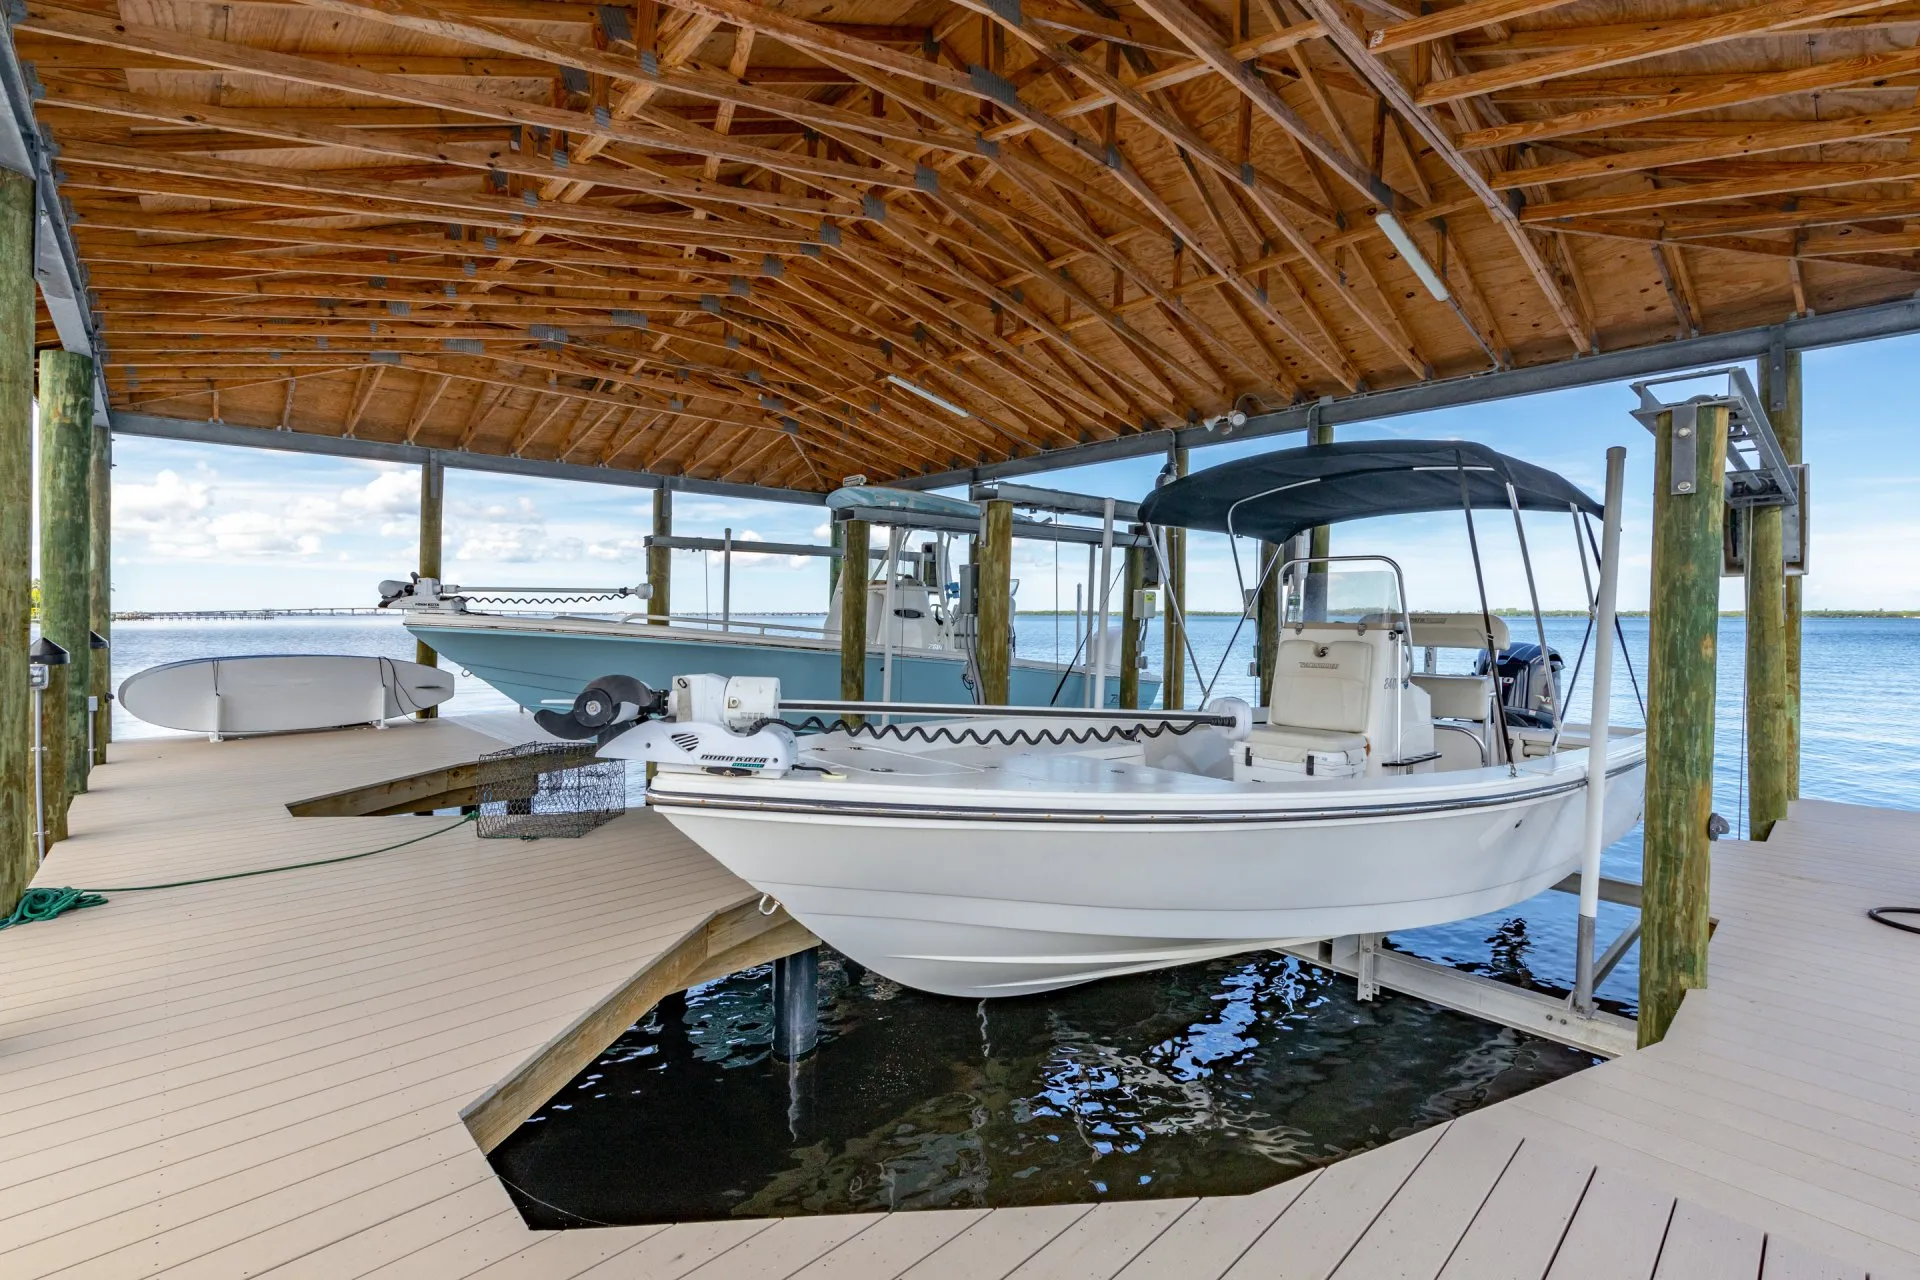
[887,374,971,418]
[1374,211,1451,304]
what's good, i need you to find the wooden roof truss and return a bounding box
[15,0,1920,490]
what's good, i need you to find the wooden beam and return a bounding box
[1367,0,1582,52]
[1297,0,1593,353]
[1129,0,1393,205]
[1416,0,1913,107]
[1491,105,1920,189]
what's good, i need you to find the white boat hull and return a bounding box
[648,734,1647,998]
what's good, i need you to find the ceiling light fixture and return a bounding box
[887,374,971,418]
[1374,211,1451,304]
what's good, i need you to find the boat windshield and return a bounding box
[1285,567,1403,626]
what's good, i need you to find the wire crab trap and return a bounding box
[476,742,625,839]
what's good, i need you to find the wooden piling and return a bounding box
[1257,541,1281,705]
[647,486,671,624]
[39,349,94,802]
[839,518,869,703]
[0,168,33,916]
[1745,498,1788,839]
[977,500,1012,705]
[1119,545,1143,710]
[1161,445,1187,710]
[89,418,110,763]
[1761,351,1803,800]
[1640,405,1729,1047]
[414,454,443,718]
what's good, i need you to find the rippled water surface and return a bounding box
[490,951,1592,1226]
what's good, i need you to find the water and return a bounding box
[106,612,1920,1223]
[491,951,1592,1227]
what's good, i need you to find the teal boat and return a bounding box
[402,485,1158,713]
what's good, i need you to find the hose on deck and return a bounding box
[0,812,478,932]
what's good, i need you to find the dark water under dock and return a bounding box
[489,948,1593,1227]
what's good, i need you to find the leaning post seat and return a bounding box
[1236,634,1375,780]
[1397,612,1511,769]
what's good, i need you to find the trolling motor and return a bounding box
[538,673,798,778]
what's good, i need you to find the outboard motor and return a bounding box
[1475,642,1563,729]
[535,675,665,741]
[539,673,798,778]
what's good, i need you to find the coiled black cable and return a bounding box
[776,715,1210,750]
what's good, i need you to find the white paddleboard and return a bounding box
[119,655,454,738]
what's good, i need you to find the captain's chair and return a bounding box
[1239,636,1375,779]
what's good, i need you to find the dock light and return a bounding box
[887,374,971,418]
[1374,211,1451,304]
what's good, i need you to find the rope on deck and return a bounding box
[0,812,478,931]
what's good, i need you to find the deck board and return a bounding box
[3,733,1916,1279]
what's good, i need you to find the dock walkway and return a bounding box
[2,723,1915,1278]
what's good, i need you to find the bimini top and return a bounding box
[1138,439,1601,543]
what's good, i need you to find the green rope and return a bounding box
[0,812,478,931]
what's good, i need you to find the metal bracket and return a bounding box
[1670,402,1698,497]
[1629,367,1798,509]
[1356,933,1381,1001]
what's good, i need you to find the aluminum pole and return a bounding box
[879,526,903,721]
[31,681,45,864]
[1084,544,1097,708]
[720,527,733,632]
[1574,445,1627,1017]
[1093,498,1115,709]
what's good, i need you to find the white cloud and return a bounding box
[449,496,583,563]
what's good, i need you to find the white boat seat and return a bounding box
[1239,637,1377,781]
[1268,637,1373,733]
[1412,673,1494,722]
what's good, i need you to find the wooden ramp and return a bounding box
[2,727,1915,1279]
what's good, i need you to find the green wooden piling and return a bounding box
[839,519,869,703]
[1161,445,1187,710]
[647,487,671,624]
[89,419,110,763]
[1256,541,1281,705]
[1640,405,1729,1047]
[39,350,94,804]
[1119,545,1143,710]
[1745,495,1788,839]
[977,500,1012,706]
[414,454,443,718]
[0,168,34,915]
[1760,352,1803,800]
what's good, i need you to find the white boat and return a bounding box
[119,654,452,739]
[568,440,1648,999]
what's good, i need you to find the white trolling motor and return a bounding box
[535,672,798,778]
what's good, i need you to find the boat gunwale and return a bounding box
[645,758,1646,826]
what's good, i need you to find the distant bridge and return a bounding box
[113,607,387,621]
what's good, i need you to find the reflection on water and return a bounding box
[489,949,1593,1227]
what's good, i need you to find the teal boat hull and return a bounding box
[408,618,1158,712]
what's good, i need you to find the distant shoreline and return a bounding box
[112,608,1920,621]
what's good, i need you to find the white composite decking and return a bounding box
[1,720,1916,1279]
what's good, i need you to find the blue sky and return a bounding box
[99,336,1920,613]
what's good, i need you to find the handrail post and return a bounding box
[1575,446,1626,1017]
